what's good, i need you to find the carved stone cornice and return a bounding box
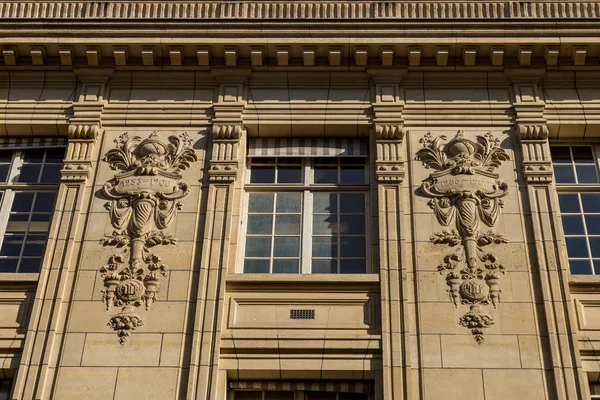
[2,1,599,20]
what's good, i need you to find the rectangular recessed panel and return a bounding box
[290,309,315,320]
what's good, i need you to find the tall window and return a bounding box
[0,146,64,273]
[552,145,600,275]
[241,139,369,274]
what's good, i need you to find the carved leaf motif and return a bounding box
[415,133,447,170]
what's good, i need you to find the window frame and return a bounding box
[239,156,371,275]
[0,148,62,273]
[551,142,600,275]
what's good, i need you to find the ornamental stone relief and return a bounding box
[415,131,510,343]
[100,131,198,344]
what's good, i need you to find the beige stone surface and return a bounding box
[54,367,118,400]
[483,369,546,400]
[423,369,484,400]
[114,367,179,400]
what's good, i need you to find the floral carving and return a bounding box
[416,131,510,343]
[100,131,198,344]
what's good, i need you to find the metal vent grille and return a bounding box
[290,309,315,320]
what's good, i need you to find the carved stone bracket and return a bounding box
[513,84,553,184]
[100,131,198,344]
[63,70,110,182]
[373,82,405,183]
[416,131,510,343]
[209,83,246,183]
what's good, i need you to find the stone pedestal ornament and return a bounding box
[100,131,198,344]
[415,131,510,343]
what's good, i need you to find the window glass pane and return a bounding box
[0,151,13,163]
[550,146,572,163]
[340,166,366,185]
[307,392,336,400]
[562,216,585,235]
[21,258,43,273]
[340,259,367,274]
[565,237,589,258]
[569,259,592,275]
[313,193,337,213]
[265,391,295,400]
[0,259,18,272]
[22,243,45,257]
[22,149,45,163]
[339,394,369,400]
[571,146,595,163]
[589,237,600,258]
[6,214,29,232]
[250,167,275,183]
[340,193,365,213]
[40,164,62,183]
[594,260,600,275]
[244,237,271,257]
[276,193,302,213]
[575,165,598,183]
[248,193,274,213]
[18,164,41,183]
[313,215,337,234]
[277,167,302,183]
[553,165,575,183]
[340,236,366,257]
[0,240,22,257]
[12,193,34,212]
[0,165,9,183]
[558,194,580,213]
[581,194,600,213]
[243,259,270,273]
[247,215,273,235]
[586,215,600,235]
[234,392,263,400]
[273,237,300,257]
[314,167,338,184]
[274,215,301,235]
[312,237,337,257]
[340,215,365,234]
[312,259,337,274]
[272,260,299,274]
[33,192,57,213]
[45,148,65,163]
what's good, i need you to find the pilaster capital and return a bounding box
[208,82,247,183]
[510,83,553,185]
[371,80,405,183]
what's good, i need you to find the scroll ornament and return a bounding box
[415,131,510,343]
[100,132,198,344]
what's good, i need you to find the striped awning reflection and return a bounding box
[0,137,66,149]
[248,138,367,157]
[229,381,372,394]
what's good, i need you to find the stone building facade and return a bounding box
[0,1,598,399]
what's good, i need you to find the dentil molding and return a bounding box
[1,1,599,20]
[100,131,198,344]
[416,131,510,343]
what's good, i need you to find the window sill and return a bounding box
[0,273,39,282]
[226,273,379,288]
[569,274,600,291]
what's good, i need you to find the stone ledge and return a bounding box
[1,1,600,21]
[0,273,39,282]
[226,273,379,285]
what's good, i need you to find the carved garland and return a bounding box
[100,131,198,344]
[415,131,510,343]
